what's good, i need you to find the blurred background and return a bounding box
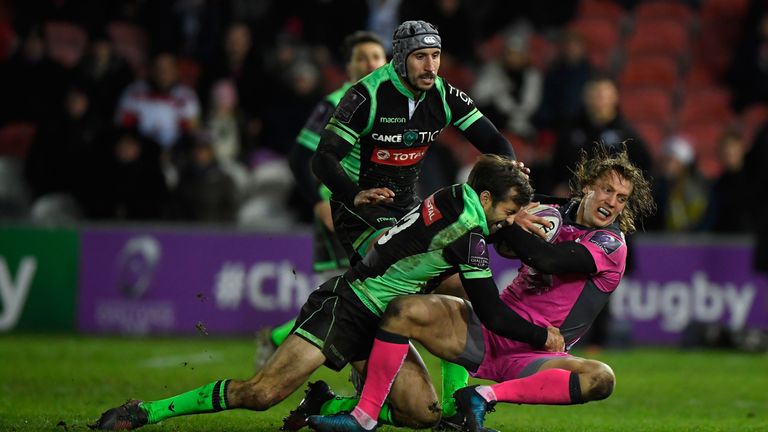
[0,0,766,352]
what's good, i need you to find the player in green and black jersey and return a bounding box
[312,20,518,265]
[89,155,562,432]
[254,31,388,368]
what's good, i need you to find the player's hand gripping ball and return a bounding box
[494,204,562,259]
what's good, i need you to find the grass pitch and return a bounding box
[1,334,766,431]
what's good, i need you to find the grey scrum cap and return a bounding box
[392,20,441,77]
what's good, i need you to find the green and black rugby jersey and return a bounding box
[346,183,492,316]
[296,82,353,201]
[325,62,484,206]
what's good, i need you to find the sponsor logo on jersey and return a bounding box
[403,130,419,146]
[421,194,442,226]
[468,233,489,268]
[371,129,442,145]
[589,231,622,255]
[371,146,427,166]
[380,117,406,123]
[447,83,473,106]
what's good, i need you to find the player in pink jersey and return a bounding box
[308,146,655,432]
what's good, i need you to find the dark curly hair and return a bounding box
[569,143,656,234]
[467,154,533,208]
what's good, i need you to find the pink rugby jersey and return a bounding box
[500,204,627,351]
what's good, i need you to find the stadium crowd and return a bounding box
[0,0,764,237]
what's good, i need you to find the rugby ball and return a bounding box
[493,204,562,259]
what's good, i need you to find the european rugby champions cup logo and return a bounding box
[468,233,489,268]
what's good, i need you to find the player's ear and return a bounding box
[480,190,492,206]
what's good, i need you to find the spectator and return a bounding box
[0,26,69,125]
[115,52,200,153]
[649,135,710,232]
[471,23,543,139]
[205,79,249,193]
[24,83,103,216]
[75,32,134,126]
[535,29,594,131]
[550,76,652,196]
[704,129,752,233]
[746,120,768,272]
[171,132,238,223]
[91,130,168,220]
[728,12,768,111]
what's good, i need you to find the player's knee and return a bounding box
[583,363,615,401]
[381,297,420,331]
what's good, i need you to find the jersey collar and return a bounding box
[387,61,427,102]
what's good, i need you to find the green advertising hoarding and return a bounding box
[0,227,78,331]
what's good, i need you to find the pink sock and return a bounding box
[489,369,580,405]
[354,331,409,426]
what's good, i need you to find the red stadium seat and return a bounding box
[677,87,733,127]
[619,55,679,92]
[634,1,694,26]
[684,63,718,91]
[44,21,87,68]
[577,0,626,21]
[632,121,667,157]
[625,19,689,57]
[569,17,621,71]
[620,87,674,124]
[677,124,726,177]
[0,122,36,159]
[107,21,148,73]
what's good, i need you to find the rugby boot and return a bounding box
[308,413,373,431]
[453,386,498,432]
[282,380,336,431]
[88,400,149,430]
[432,412,465,431]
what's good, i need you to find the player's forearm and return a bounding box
[461,276,548,347]
[495,224,597,274]
[462,116,515,159]
[312,132,361,206]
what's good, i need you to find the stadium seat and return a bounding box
[701,0,749,22]
[632,120,667,157]
[678,123,726,177]
[677,87,733,128]
[44,21,88,68]
[568,17,621,71]
[577,0,626,21]
[620,87,674,125]
[684,63,718,91]
[619,55,679,92]
[320,64,346,94]
[438,57,476,92]
[107,21,148,73]
[477,34,504,63]
[625,19,689,58]
[0,122,36,159]
[634,1,694,27]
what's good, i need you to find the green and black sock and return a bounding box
[140,379,230,424]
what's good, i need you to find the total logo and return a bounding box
[372,146,427,166]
